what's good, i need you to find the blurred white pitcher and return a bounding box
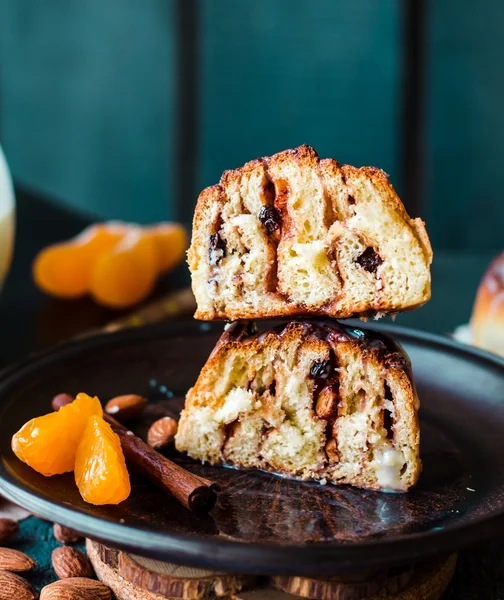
[0,146,15,291]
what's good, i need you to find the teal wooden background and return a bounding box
[0,0,176,224]
[0,0,502,250]
[198,1,401,192]
[426,0,504,251]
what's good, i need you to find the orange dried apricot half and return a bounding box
[11,393,102,476]
[33,242,90,299]
[33,221,187,308]
[75,415,131,505]
[33,223,128,299]
[147,222,188,273]
[89,228,160,309]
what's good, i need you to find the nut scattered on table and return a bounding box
[104,394,146,421]
[53,523,82,544]
[51,393,74,411]
[147,416,178,449]
[40,581,99,600]
[0,519,19,545]
[0,570,38,600]
[51,546,94,579]
[41,578,111,600]
[0,548,36,572]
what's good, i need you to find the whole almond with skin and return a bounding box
[52,546,93,579]
[53,523,82,544]
[41,581,98,600]
[41,579,111,600]
[105,394,146,421]
[0,548,36,572]
[51,393,73,411]
[147,416,178,449]
[0,570,37,600]
[0,519,19,545]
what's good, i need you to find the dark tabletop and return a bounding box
[0,186,502,596]
[0,185,190,368]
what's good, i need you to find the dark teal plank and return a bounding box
[199,0,402,193]
[427,0,504,250]
[0,0,176,223]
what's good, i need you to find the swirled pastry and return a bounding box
[176,320,421,492]
[189,145,432,321]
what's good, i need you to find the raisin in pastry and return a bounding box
[189,145,432,321]
[175,320,421,492]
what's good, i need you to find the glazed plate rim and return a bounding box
[0,320,503,575]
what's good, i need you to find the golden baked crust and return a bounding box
[175,321,421,492]
[189,145,432,321]
[470,252,504,356]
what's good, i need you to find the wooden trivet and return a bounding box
[269,554,457,600]
[86,539,255,599]
[87,539,457,600]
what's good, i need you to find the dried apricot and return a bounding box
[89,228,160,309]
[147,223,188,273]
[33,223,127,299]
[34,220,187,308]
[75,416,130,505]
[12,393,102,476]
[33,242,91,299]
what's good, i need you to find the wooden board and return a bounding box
[87,540,457,600]
[269,555,457,600]
[87,539,254,599]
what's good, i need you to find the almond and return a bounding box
[51,393,73,411]
[315,386,337,420]
[147,416,178,449]
[41,581,98,600]
[41,578,111,600]
[51,546,93,579]
[0,519,19,545]
[0,548,36,572]
[53,524,82,544]
[104,394,146,421]
[325,438,339,463]
[0,570,37,600]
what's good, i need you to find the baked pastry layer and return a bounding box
[189,145,432,321]
[471,252,504,357]
[175,320,421,492]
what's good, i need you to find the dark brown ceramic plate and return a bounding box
[0,320,503,576]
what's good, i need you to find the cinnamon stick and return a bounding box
[104,413,219,512]
[53,394,218,513]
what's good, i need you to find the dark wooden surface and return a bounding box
[0,189,502,594]
[0,184,189,368]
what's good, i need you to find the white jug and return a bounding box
[0,146,15,291]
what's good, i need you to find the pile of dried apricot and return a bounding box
[33,221,187,308]
[12,393,130,505]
